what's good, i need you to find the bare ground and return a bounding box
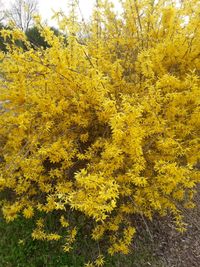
[134,187,200,267]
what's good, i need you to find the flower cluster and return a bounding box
[0,0,200,263]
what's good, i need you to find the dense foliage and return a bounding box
[0,24,63,52]
[25,26,65,49]
[0,0,200,265]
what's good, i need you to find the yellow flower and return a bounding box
[84,261,95,267]
[23,206,34,219]
[95,255,105,267]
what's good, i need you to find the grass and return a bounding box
[0,215,164,267]
[0,216,85,267]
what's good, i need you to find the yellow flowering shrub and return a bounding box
[0,0,200,262]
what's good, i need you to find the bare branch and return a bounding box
[5,0,39,31]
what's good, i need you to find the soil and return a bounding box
[142,187,200,267]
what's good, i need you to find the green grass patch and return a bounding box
[0,216,164,267]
